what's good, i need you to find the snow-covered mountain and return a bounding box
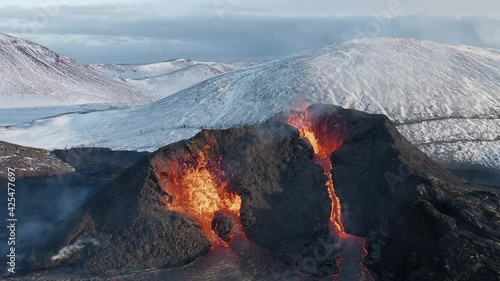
[1,38,499,169]
[0,33,155,108]
[91,59,256,97]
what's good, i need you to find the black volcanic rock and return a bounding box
[211,212,234,243]
[51,147,150,185]
[217,127,331,254]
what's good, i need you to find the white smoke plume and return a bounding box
[51,238,99,261]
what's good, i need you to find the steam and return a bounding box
[51,238,99,261]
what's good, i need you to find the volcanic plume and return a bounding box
[287,108,373,281]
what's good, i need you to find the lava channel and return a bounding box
[160,143,246,248]
[287,108,374,281]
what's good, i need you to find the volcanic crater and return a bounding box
[32,105,500,281]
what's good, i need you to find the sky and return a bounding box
[0,0,499,63]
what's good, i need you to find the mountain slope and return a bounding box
[1,38,499,169]
[91,59,256,97]
[0,33,155,108]
[126,64,224,97]
[0,141,74,178]
[90,59,255,80]
[90,59,197,80]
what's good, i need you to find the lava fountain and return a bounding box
[160,143,245,247]
[287,108,374,281]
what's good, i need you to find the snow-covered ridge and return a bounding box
[90,58,199,80]
[0,33,155,108]
[1,38,499,169]
[90,59,256,80]
[91,59,257,97]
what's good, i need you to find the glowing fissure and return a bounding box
[287,109,345,235]
[287,109,373,281]
[161,144,244,247]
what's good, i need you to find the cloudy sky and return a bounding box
[1,0,499,63]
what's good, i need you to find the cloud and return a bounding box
[4,0,498,17]
[1,6,499,64]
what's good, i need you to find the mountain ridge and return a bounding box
[90,59,257,97]
[0,33,155,108]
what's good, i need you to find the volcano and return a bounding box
[32,105,500,281]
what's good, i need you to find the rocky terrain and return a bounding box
[0,141,74,178]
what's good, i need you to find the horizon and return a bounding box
[3,30,500,66]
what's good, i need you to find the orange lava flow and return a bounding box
[287,109,345,235]
[160,145,243,247]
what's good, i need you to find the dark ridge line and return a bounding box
[416,139,500,146]
[394,116,500,126]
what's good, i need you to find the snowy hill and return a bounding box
[90,59,197,80]
[91,59,256,97]
[1,38,499,169]
[0,33,155,108]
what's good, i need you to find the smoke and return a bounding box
[51,238,99,261]
[0,178,100,269]
[55,183,91,220]
[16,180,95,239]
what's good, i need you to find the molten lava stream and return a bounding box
[162,148,246,248]
[287,110,374,281]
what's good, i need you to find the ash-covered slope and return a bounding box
[1,38,499,169]
[29,105,500,281]
[0,34,154,108]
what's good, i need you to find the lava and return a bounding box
[287,108,374,281]
[160,144,244,247]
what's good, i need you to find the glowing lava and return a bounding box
[160,143,244,247]
[287,108,374,281]
[287,109,345,235]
